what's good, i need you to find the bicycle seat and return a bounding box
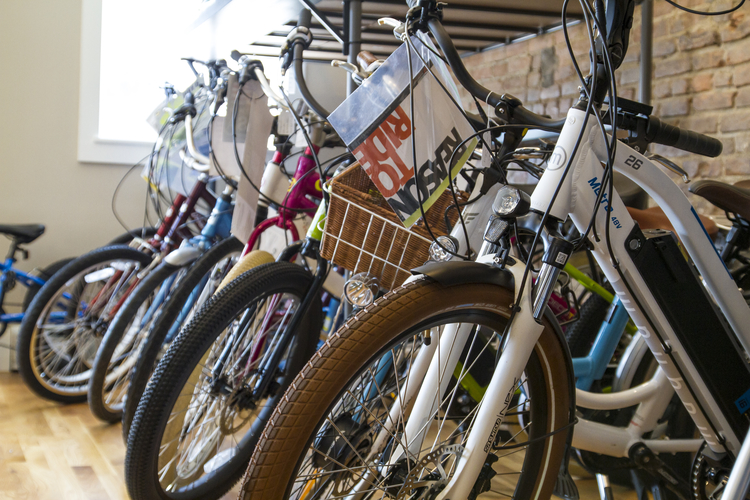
[0,223,45,244]
[689,180,750,222]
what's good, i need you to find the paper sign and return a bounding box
[230,80,274,243]
[222,74,267,144]
[328,35,477,227]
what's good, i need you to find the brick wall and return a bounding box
[461,0,750,213]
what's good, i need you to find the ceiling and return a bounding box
[224,0,585,61]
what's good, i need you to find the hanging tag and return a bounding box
[222,74,265,144]
[208,116,242,178]
[230,80,275,243]
[277,110,295,136]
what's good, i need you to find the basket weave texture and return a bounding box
[320,163,467,291]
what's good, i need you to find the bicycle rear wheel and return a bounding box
[240,276,573,500]
[125,262,322,500]
[22,257,76,312]
[16,245,153,402]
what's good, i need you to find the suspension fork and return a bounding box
[245,293,284,372]
[211,304,258,385]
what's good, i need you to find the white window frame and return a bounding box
[78,0,155,165]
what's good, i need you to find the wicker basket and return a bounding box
[320,163,467,291]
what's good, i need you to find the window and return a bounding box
[78,0,286,164]
[79,0,203,163]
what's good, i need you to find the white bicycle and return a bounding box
[238,1,750,499]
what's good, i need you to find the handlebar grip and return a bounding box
[357,51,378,69]
[646,116,723,158]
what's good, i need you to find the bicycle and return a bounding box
[0,225,74,338]
[121,14,473,499]
[16,81,223,403]
[0,224,162,339]
[239,2,750,500]
[114,54,342,437]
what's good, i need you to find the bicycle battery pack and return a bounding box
[626,227,750,440]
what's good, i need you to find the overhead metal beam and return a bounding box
[366,0,584,20]
[298,0,346,45]
[303,12,541,34]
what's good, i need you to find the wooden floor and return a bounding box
[0,372,637,500]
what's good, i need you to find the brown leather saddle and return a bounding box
[625,179,750,239]
[689,180,750,223]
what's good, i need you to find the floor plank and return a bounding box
[0,372,638,499]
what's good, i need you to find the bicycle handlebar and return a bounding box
[292,10,330,119]
[426,15,721,157]
[357,51,378,69]
[645,116,723,158]
[252,67,290,110]
[425,18,566,131]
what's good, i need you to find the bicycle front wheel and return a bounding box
[16,245,153,402]
[241,276,573,500]
[121,244,266,440]
[125,261,322,500]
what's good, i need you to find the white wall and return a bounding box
[0,0,147,307]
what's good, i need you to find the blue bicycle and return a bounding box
[87,180,241,422]
[0,224,74,337]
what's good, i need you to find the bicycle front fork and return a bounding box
[533,236,574,321]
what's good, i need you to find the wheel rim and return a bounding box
[157,291,302,494]
[30,258,146,395]
[286,315,552,500]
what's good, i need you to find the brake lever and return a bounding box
[647,153,691,184]
[331,61,367,85]
[378,17,406,40]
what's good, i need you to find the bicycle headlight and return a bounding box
[343,273,379,308]
[492,185,530,218]
[428,235,457,262]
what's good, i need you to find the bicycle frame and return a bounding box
[0,259,45,324]
[243,145,323,255]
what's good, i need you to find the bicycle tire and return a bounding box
[121,244,267,440]
[108,226,158,245]
[564,284,613,358]
[88,260,183,422]
[16,245,153,403]
[125,261,322,500]
[240,277,573,500]
[21,257,76,312]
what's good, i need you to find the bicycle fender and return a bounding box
[410,261,514,289]
[164,246,202,267]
